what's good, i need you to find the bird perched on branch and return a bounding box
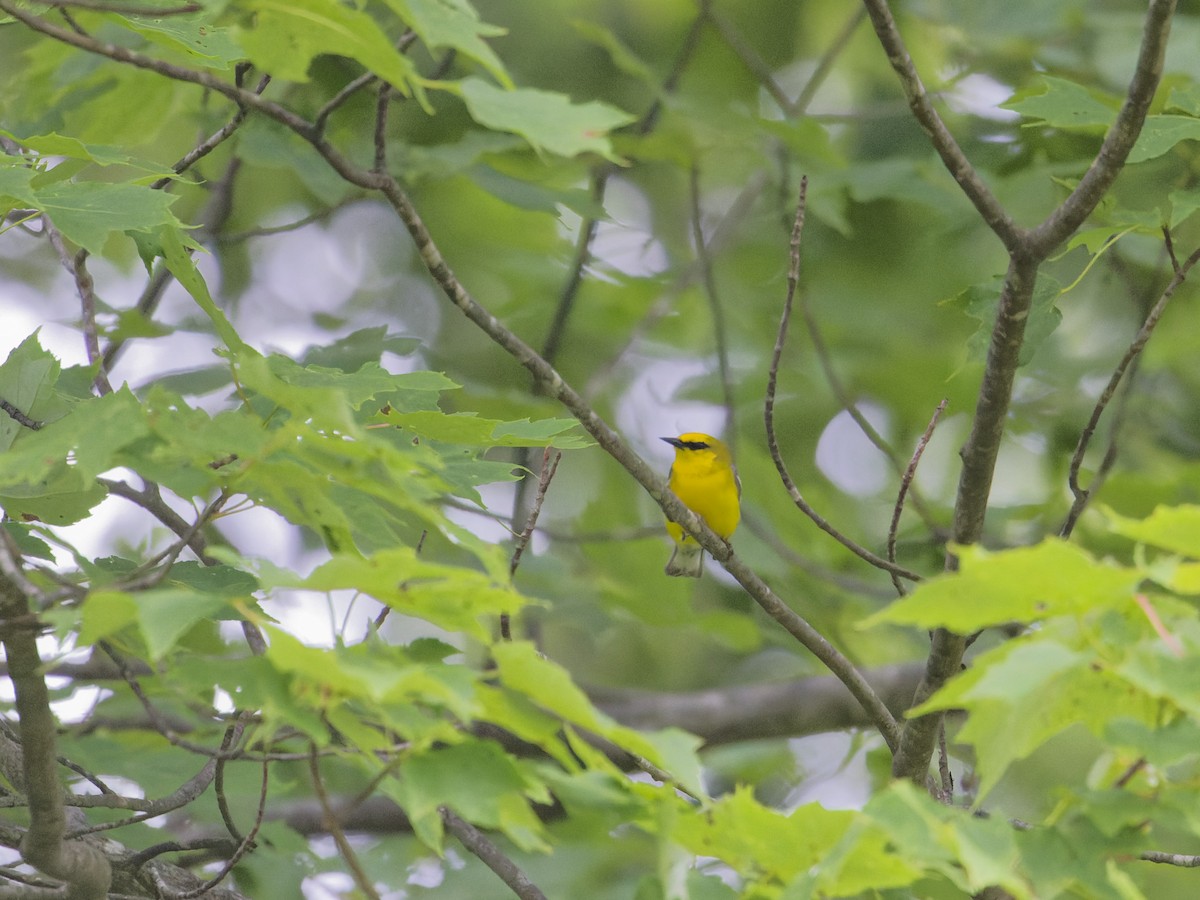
[661,432,741,577]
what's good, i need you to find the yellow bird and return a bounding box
[661,433,741,577]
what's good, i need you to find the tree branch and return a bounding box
[1029,0,1177,255]
[765,178,922,582]
[1060,235,1200,537]
[442,808,548,900]
[593,662,924,745]
[374,174,903,753]
[858,0,1022,250]
[0,574,111,897]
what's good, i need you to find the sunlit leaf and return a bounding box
[865,541,1138,631]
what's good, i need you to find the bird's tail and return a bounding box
[665,542,704,577]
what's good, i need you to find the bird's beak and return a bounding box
[660,437,684,449]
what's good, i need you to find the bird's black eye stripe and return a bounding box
[680,440,709,450]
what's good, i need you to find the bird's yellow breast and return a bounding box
[667,446,740,541]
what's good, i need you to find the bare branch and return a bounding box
[42,228,111,396]
[858,0,1022,250]
[0,398,43,431]
[1140,851,1200,868]
[442,808,548,900]
[35,0,200,13]
[594,662,923,745]
[888,400,947,596]
[310,747,381,900]
[793,7,868,115]
[1029,0,1178,256]
[765,178,921,582]
[503,448,561,640]
[689,163,736,439]
[509,450,562,579]
[1060,236,1200,537]
[372,82,392,173]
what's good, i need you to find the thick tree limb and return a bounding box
[866,0,1178,784]
[592,663,924,746]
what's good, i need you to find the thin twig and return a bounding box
[314,30,416,136]
[310,746,381,900]
[0,399,42,430]
[689,163,736,440]
[1060,237,1200,537]
[373,82,392,173]
[373,529,427,631]
[150,75,271,191]
[503,449,561,640]
[797,264,942,534]
[793,7,868,115]
[764,178,920,582]
[215,719,248,843]
[888,400,947,596]
[43,223,112,396]
[706,8,793,113]
[1113,757,1146,789]
[37,0,200,13]
[858,0,1021,249]
[167,755,267,899]
[509,450,561,580]
[214,199,362,244]
[441,807,548,900]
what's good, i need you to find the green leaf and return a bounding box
[396,741,549,852]
[120,10,243,69]
[163,561,259,598]
[79,589,139,646]
[390,131,528,182]
[233,117,353,206]
[158,225,246,352]
[237,0,422,94]
[856,782,1029,897]
[1106,504,1200,558]
[0,130,177,175]
[381,0,511,87]
[457,77,635,161]
[130,588,232,661]
[0,333,66,452]
[1002,76,1116,129]
[468,164,607,218]
[0,161,39,209]
[280,548,527,640]
[570,19,657,86]
[943,275,1062,368]
[865,541,1138,632]
[1128,115,1200,163]
[674,788,854,884]
[0,387,150,484]
[33,180,180,256]
[914,631,1159,800]
[140,364,234,396]
[299,326,421,371]
[386,409,590,448]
